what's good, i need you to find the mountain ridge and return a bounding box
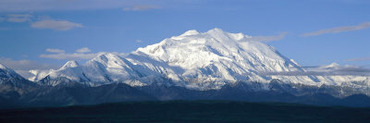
[0,60,370,107]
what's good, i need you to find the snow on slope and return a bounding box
[31,28,370,90]
[131,28,320,89]
[0,63,24,80]
[32,53,152,86]
[306,63,370,86]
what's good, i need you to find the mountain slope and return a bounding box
[34,53,157,86]
[129,28,321,90]
[0,64,39,107]
[0,63,36,87]
[0,64,25,81]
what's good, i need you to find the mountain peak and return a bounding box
[0,63,7,69]
[320,62,340,69]
[180,29,199,36]
[179,28,226,37]
[327,62,340,67]
[206,28,226,36]
[205,28,248,41]
[61,60,79,69]
[88,52,132,70]
[92,52,122,63]
[0,63,24,79]
[207,28,224,33]
[134,28,302,85]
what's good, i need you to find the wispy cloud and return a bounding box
[46,48,65,53]
[123,5,161,11]
[0,14,83,31]
[40,47,128,60]
[345,57,370,62]
[31,19,83,31]
[0,14,32,23]
[136,40,143,43]
[0,57,56,70]
[40,53,98,60]
[0,0,169,12]
[302,22,370,37]
[246,32,287,42]
[76,47,91,53]
[260,70,370,76]
[261,63,370,76]
[6,14,32,22]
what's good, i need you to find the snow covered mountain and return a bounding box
[30,28,370,91]
[32,53,145,86]
[2,28,370,107]
[0,63,37,99]
[128,28,318,89]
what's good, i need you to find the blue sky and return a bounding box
[0,0,369,72]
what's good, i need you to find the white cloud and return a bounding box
[46,48,65,53]
[31,19,83,31]
[123,5,161,11]
[7,14,32,22]
[302,22,370,37]
[345,57,370,62]
[261,63,370,76]
[41,47,98,60]
[246,32,287,42]
[136,40,143,43]
[0,58,55,70]
[0,0,169,12]
[40,47,128,60]
[0,14,83,31]
[76,47,91,53]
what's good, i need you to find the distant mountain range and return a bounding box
[1,28,370,108]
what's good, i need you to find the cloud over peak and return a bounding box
[0,57,58,78]
[41,47,97,60]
